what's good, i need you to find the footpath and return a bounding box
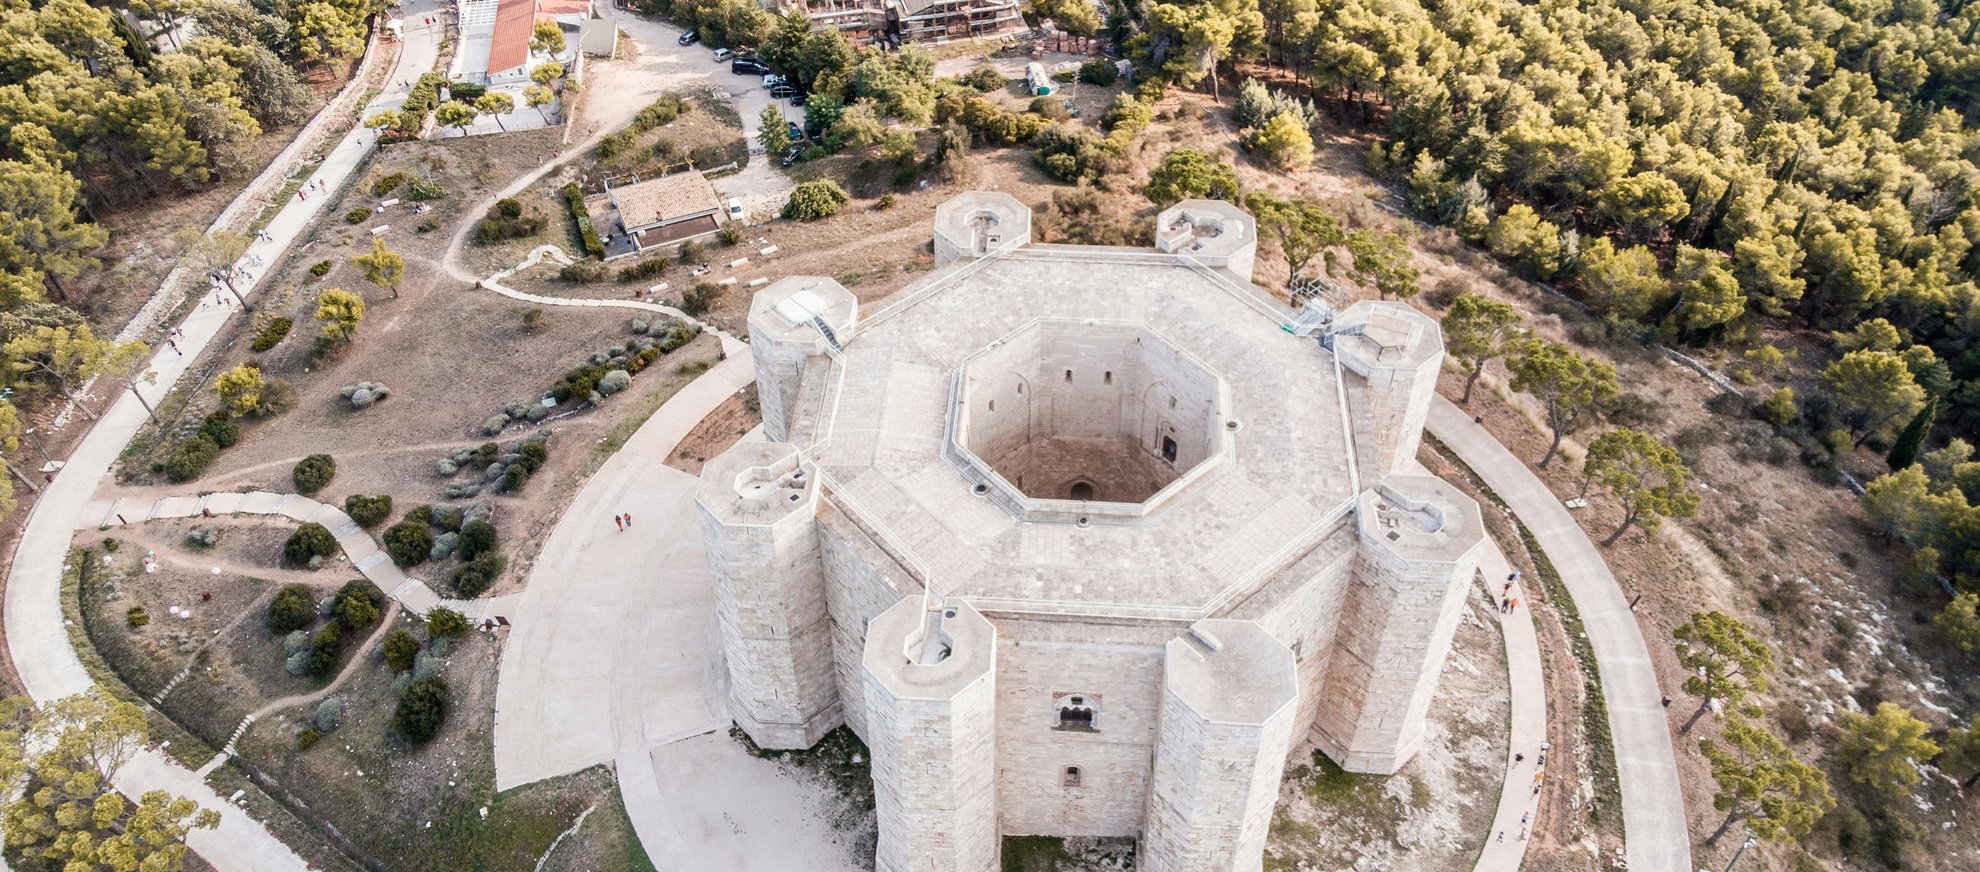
[1,9,446,870]
[1426,397,1689,872]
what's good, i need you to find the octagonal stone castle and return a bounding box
[694,192,1486,872]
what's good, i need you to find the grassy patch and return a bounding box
[1003,835,1072,872]
[587,338,720,467]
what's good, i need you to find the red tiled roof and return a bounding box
[488,0,534,74]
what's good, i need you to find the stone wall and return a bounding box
[1220,521,1359,755]
[992,618,1172,837]
[818,507,913,742]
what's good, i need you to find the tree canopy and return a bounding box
[0,691,221,871]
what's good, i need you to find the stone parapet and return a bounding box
[1154,200,1258,282]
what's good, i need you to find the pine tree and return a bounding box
[1886,396,1937,471]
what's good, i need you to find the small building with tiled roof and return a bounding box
[601,172,725,258]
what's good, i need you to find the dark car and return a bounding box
[786,121,805,142]
[731,57,768,76]
[779,144,803,167]
[790,92,806,107]
[768,83,800,99]
[677,30,699,46]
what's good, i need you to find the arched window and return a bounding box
[1054,695,1098,732]
[1069,481,1094,501]
[1063,766,1082,787]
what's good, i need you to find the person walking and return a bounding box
[623,513,632,528]
[614,515,623,531]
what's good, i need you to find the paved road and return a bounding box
[488,355,746,790]
[1474,540,1548,869]
[0,8,445,869]
[1426,397,1689,872]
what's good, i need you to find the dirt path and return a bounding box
[107,527,348,590]
[245,601,402,727]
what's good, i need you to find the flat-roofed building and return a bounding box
[601,172,724,258]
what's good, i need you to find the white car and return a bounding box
[762,73,786,89]
[713,48,734,62]
[726,197,746,224]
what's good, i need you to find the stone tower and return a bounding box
[932,191,1031,267]
[862,597,1001,872]
[1315,475,1486,773]
[1154,199,1258,283]
[1331,301,1444,481]
[747,276,857,443]
[693,442,842,749]
[1143,620,1298,872]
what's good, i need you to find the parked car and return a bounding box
[726,197,746,224]
[790,92,807,107]
[712,48,733,62]
[731,57,768,76]
[786,121,805,142]
[779,144,803,167]
[768,83,800,99]
[761,73,786,89]
[677,30,699,46]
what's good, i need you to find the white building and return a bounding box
[695,192,1487,871]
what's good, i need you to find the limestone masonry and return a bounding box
[694,192,1487,871]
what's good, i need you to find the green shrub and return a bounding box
[340,577,384,608]
[335,589,380,629]
[383,519,434,568]
[343,494,393,528]
[395,676,451,742]
[403,178,446,200]
[476,199,546,243]
[517,442,548,472]
[678,240,703,262]
[784,179,849,221]
[563,183,604,258]
[718,225,741,246]
[657,324,696,352]
[292,454,336,495]
[345,207,371,225]
[296,726,319,750]
[560,261,607,282]
[959,66,1006,92]
[250,317,293,351]
[372,172,411,196]
[309,261,332,277]
[305,622,342,675]
[447,81,486,101]
[617,258,671,282]
[162,434,220,482]
[127,606,149,628]
[198,412,240,448]
[1079,58,1119,86]
[680,283,721,317]
[426,607,470,638]
[456,520,499,561]
[406,504,435,526]
[282,522,338,568]
[498,464,529,493]
[451,552,507,597]
[382,628,420,671]
[267,583,317,633]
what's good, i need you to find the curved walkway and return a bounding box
[1,8,444,868]
[476,244,747,354]
[1425,396,1689,872]
[1475,539,1548,870]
